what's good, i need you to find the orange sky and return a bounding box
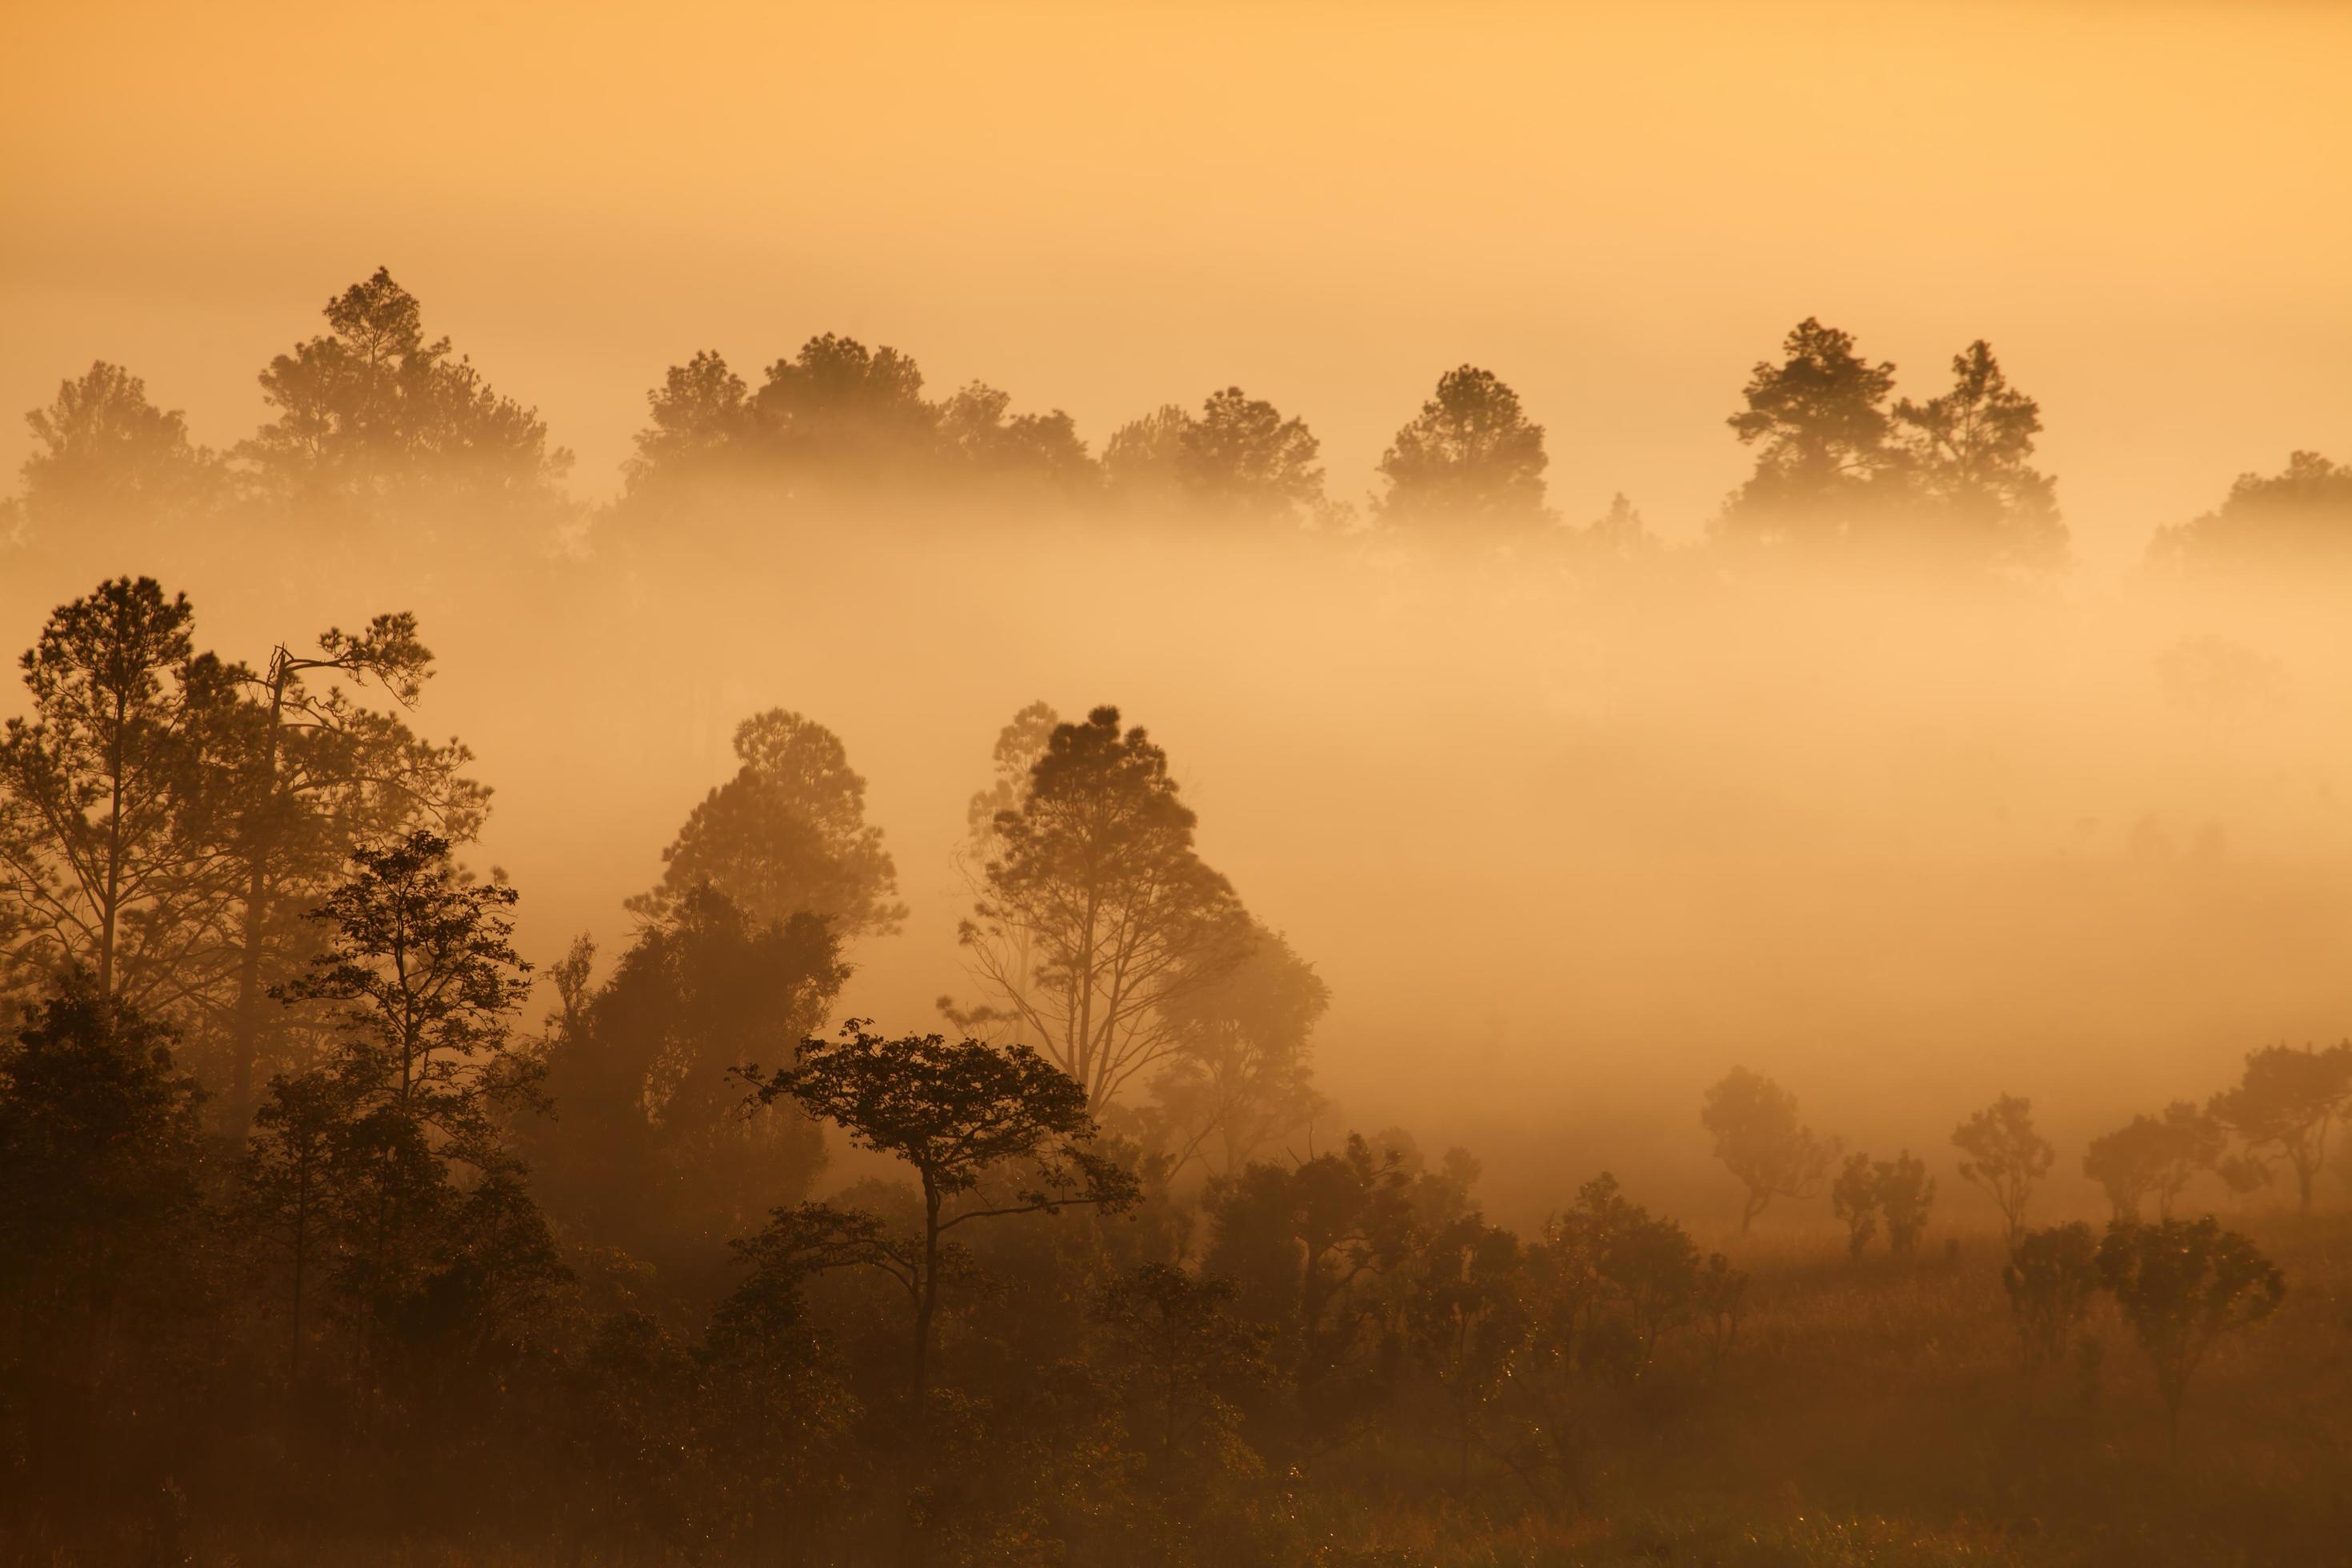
[4,0,2349,575]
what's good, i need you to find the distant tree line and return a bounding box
[6,268,2346,577]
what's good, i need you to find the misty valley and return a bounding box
[2,264,2350,1568]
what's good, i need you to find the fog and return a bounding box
[5,6,2352,1560]
[8,501,2350,1230]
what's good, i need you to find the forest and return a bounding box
[3,266,2351,1568]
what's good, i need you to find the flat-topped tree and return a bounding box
[734,1022,1140,1410]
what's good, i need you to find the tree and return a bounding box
[0,978,206,1337]
[622,350,753,503]
[0,578,243,1006]
[1101,404,1193,509]
[1562,493,1661,564]
[2096,1217,2284,1456]
[2084,1102,2226,1222]
[1830,1151,1882,1259]
[1180,388,1329,526]
[1374,366,1552,534]
[1699,1066,1833,1232]
[2148,450,2352,575]
[1147,922,1330,1175]
[747,334,936,485]
[534,887,846,1288]
[962,700,1060,851]
[737,1023,1141,1410]
[236,1068,351,1382]
[0,981,210,1471]
[2206,1043,2352,1214]
[237,267,572,518]
[1875,1149,1936,1256]
[278,830,547,1375]
[1404,1215,1531,1488]
[632,708,905,943]
[958,706,1251,1111]
[219,612,484,1133]
[18,362,219,536]
[1717,318,1900,544]
[1094,1263,1270,1480]
[1105,390,1330,526]
[1531,1172,1702,1380]
[285,830,538,1165]
[1952,1094,2053,1247]
[1202,1132,1417,1405]
[1891,340,2064,570]
[2002,1222,2099,1374]
[935,382,1098,500]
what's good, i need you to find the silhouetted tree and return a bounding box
[1694,1251,1750,1370]
[2084,1102,2226,1222]
[1148,922,1330,1175]
[534,887,845,1292]
[622,350,754,505]
[0,980,209,1486]
[1533,1172,1702,1380]
[1699,1066,1833,1231]
[0,978,205,1337]
[1105,390,1330,526]
[219,612,483,1132]
[278,830,552,1382]
[957,706,1250,1110]
[235,1067,348,1382]
[1831,1151,1881,1258]
[1952,1094,2053,1246]
[738,1023,1141,1409]
[748,334,937,486]
[961,701,1057,840]
[1875,1149,1936,1256]
[1405,1215,1531,1487]
[633,708,906,942]
[1891,340,2064,570]
[1094,1263,1270,1480]
[1204,1133,1417,1407]
[1101,404,1192,509]
[1562,493,1661,564]
[2149,450,2352,575]
[936,382,1098,499]
[2206,1042,2352,1214]
[286,830,538,1162]
[18,363,220,538]
[2002,1222,2099,1374]
[237,267,572,520]
[2096,1217,2283,1456]
[1717,318,1899,544]
[1374,366,1551,534]
[0,578,243,1005]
